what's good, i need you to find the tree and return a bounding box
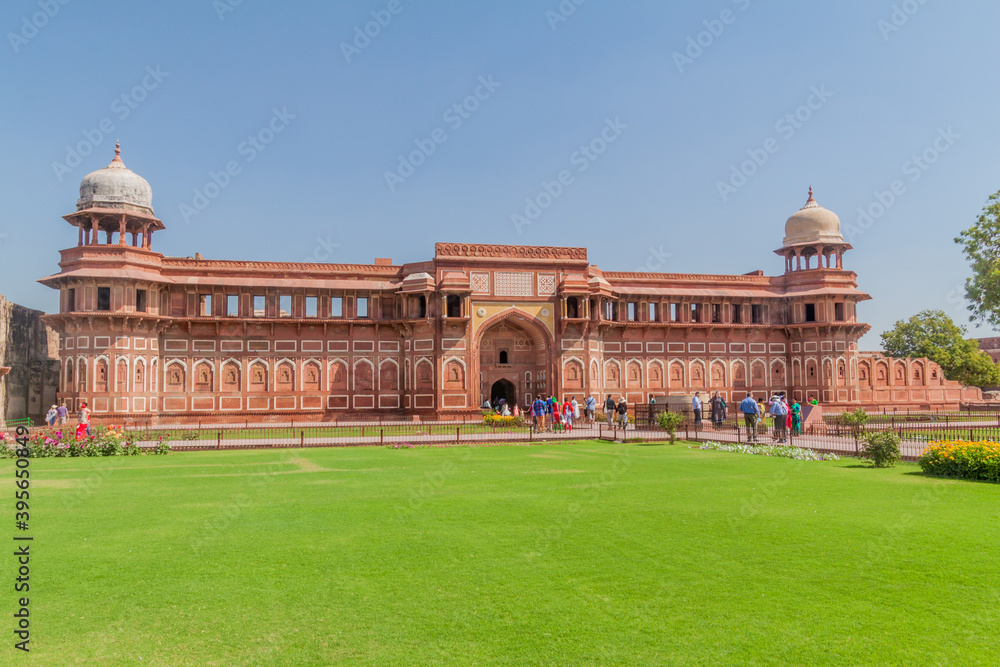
[880,309,1000,387]
[956,190,1000,327]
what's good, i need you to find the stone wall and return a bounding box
[0,294,60,425]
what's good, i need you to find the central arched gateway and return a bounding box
[474,310,554,410]
[490,378,517,408]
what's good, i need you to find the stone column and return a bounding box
[90,216,99,246]
[118,215,127,246]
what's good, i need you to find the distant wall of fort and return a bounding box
[0,294,60,425]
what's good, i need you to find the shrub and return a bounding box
[860,431,902,468]
[918,440,1000,482]
[482,414,526,428]
[656,411,686,444]
[839,408,870,435]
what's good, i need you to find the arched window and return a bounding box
[567,297,579,319]
[499,350,509,364]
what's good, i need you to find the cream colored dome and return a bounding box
[77,142,153,215]
[783,188,842,246]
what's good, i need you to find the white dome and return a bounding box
[77,142,153,214]
[783,188,842,246]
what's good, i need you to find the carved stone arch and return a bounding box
[77,357,88,392]
[647,359,664,389]
[378,358,400,392]
[221,358,242,391]
[302,359,322,391]
[911,360,924,384]
[791,358,802,385]
[822,357,834,384]
[604,359,621,389]
[474,308,554,352]
[731,360,747,387]
[750,359,766,386]
[690,359,707,387]
[95,355,110,392]
[874,360,889,385]
[194,359,214,391]
[770,358,786,386]
[590,359,599,382]
[134,358,146,393]
[64,357,75,393]
[116,357,129,393]
[625,359,642,388]
[805,357,818,384]
[415,357,434,390]
[563,356,584,389]
[328,358,348,391]
[150,358,157,392]
[248,358,269,392]
[353,358,375,392]
[858,359,871,384]
[443,356,466,390]
[164,359,186,392]
[668,360,685,387]
[709,358,726,387]
[836,357,847,385]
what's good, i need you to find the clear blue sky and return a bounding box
[2,0,998,349]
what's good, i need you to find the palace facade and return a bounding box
[39,146,980,422]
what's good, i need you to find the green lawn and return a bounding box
[122,423,533,442]
[4,442,998,665]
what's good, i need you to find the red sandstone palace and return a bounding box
[39,146,980,421]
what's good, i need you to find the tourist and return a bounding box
[500,403,511,417]
[562,398,574,431]
[585,395,597,423]
[616,397,629,430]
[692,392,702,428]
[552,403,563,432]
[531,395,545,433]
[571,396,580,422]
[770,394,788,443]
[77,402,91,438]
[781,392,792,436]
[56,403,68,426]
[739,393,760,443]
[482,398,492,410]
[809,395,819,406]
[791,399,802,435]
[710,392,727,429]
[604,394,616,427]
[512,403,520,418]
[45,405,58,427]
[546,395,557,432]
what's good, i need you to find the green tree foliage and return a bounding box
[956,190,1000,327]
[880,309,1000,388]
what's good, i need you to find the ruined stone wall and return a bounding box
[0,294,60,425]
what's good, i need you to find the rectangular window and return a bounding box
[97,287,111,312]
[357,297,368,318]
[690,303,700,323]
[732,304,742,324]
[415,295,426,318]
[712,304,722,324]
[135,289,146,313]
[253,295,266,317]
[805,303,817,323]
[226,294,239,317]
[627,302,637,322]
[604,300,614,320]
[751,304,765,324]
[305,296,318,317]
[834,302,845,321]
[649,302,658,322]
[68,288,76,312]
[382,297,395,319]
[199,294,212,317]
[331,296,343,317]
[279,295,292,317]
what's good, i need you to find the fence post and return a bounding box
[300,430,304,448]
[456,426,460,444]
[380,428,384,446]
[217,431,221,450]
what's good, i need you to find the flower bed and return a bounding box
[697,441,840,461]
[918,440,1000,482]
[0,425,170,458]
[482,414,528,428]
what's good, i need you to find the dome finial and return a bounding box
[112,140,123,164]
[807,185,815,203]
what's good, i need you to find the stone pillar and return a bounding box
[118,215,127,246]
[78,224,84,247]
[90,216,99,246]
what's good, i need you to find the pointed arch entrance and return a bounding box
[490,378,517,408]
[474,309,553,410]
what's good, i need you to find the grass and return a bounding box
[3,441,998,665]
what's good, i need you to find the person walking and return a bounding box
[531,395,545,433]
[604,394,616,428]
[710,392,726,429]
[571,396,580,422]
[585,395,597,423]
[616,396,629,430]
[77,402,92,438]
[562,398,574,432]
[692,392,703,428]
[45,405,58,427]
[56,403,68,426]
[791,399,802,435]
[739,393,760,443]
[770,394,788,443]
[546,395,557,432]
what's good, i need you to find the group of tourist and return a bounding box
[691,391,729,429]
[736,392,805,443]
[527,395,583,432]
[43,401,91,437]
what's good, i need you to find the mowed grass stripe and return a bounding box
[3,442,998,665]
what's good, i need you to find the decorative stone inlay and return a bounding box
[494,272,534,297]
[436,243,587,261]
[471,272,490,294]
[540,308,550,317]
[477,307,487,317]
[537,274,556,295]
